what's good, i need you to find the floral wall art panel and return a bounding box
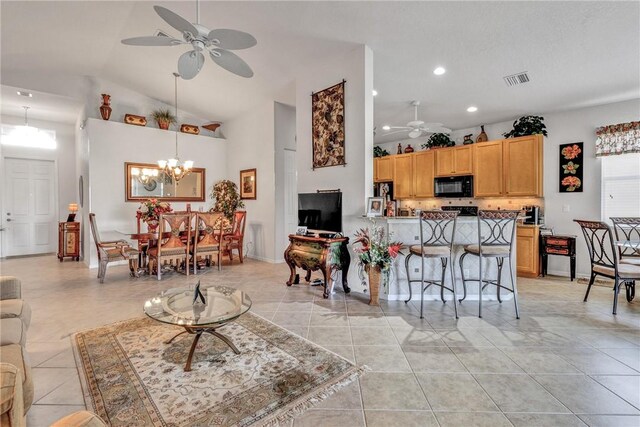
[559,142,583,192]
[311,81,346,169]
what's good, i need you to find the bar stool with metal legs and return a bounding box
[459,210,520,319]
[404,210,460,319]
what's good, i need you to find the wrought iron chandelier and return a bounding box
[157,72,193,182]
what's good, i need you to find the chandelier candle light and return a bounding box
[157,72,194,182]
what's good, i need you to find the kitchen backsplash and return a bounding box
[399,197,545,212]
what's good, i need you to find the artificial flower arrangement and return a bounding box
[353,224,403,274]
[136,199,173,223]
[210,180,245,221]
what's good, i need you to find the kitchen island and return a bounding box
[363,216,517,302]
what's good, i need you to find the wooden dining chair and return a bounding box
[224,211,247,263]
[192,211,224,273]
[148,213,191,280]
[89,213,139,283]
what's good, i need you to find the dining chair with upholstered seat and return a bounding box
[224,211,247,263]
[575,219,639,314]
[459,210,520,319]
[192,211,224,273]
[611,217,640,267]
[404,210,460,319]
[89,213,139,283]
[148,213,191,280]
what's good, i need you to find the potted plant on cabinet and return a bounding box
[151,109,177,130]
[421,133,455,150]
[352,224,402,306]
[503,115,548,138]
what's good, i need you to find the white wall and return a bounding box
[0,115,76,221]
[85,118,227,267]
[224,102,277,262]
[274,102,296,261]
[448,99,640,277]
[296,45,374,291]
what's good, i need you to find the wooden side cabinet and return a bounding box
[516,225,540,278]
[58,222,80,262]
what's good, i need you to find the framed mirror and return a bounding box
[125,162,206,202]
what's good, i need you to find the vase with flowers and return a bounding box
[353,223,403,305]
[136,199,173,232]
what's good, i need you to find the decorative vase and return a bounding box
[146,219,159,233]
[463,134,474,145]
[99,94,112,121]
[367,265,382,306]
[157,120,170,130]
[404,144,414,153]
[397,143,402,154]
[476,125,488,143]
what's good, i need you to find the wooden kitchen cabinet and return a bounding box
[393,154,414,199]
[516,225,540,277]
[374,156,394,182]
[474,141,504,197]
[435,146,473,176]
[504,135,543,197]
[413,151,435,197]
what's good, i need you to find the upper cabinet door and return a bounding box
[375,157,394,182]
[504,135,543,197]
[413,151,435,198]
[474,141,504,197]
[435,148,455,176]
[454,145,473,175]
[393,154,414,199]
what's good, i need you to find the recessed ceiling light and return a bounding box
[433,67,446,75]
[17,91,33,97]
[382,125,390,131]
[372,90,378,96]
[467,106,478,112]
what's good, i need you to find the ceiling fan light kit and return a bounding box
[121,3,256,80]
[382,100,451,139]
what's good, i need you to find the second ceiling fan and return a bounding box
[383,101,451,138]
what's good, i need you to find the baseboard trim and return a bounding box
[246,255,284,264]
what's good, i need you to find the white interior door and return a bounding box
[284,149,298,235]
[2,158,57,256]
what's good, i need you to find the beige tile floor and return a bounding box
[1,255,639,426]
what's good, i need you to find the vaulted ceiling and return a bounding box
[2,1,639,142]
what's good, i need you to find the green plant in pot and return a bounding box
[503,115,548,138]
[151,109,177,130]
[421,133,455,150]
[374,146,390,158]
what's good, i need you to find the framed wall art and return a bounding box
[311,80,346,169]
[240,168,257,199]
[559,142,583,192]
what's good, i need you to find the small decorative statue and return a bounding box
[404,144,414,153]
[463,134,474,145]
[192,280,206,305]
[397,143,403,154]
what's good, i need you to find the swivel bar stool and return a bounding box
[459,210,520,319]
[405,210,460,319]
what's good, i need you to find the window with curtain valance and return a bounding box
[595,121,640,157]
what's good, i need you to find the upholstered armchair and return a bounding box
[89,213,139,283]
[223,211,247,263]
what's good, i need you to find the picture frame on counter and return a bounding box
[398,207,411,217]
[366,197,385,217]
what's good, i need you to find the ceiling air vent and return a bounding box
[503,72,530,87]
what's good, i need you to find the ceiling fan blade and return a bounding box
[386,126,411,130]
[209,49,254,78]
[121,36,184,46]
[154,6,198,37]
[207,29,257,50]
[178,50,205,80]
[382,130,412,137]
[408,129,422,139]
[422,126,452,134]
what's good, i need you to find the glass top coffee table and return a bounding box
[144,284,252,371]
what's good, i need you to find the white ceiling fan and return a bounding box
[382,101,451,138]
[121,1,256,80]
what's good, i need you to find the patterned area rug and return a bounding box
[72,312,365,426]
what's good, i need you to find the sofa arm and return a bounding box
[0,277,21,301]
[0,363,25,427]
[51,411,107,427]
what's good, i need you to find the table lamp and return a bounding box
[67,203,78,222]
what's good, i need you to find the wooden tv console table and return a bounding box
[284,234,351,298]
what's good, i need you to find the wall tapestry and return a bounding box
[559,142,583,192]
[312,80,346,169]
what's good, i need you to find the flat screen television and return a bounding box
[298,192,342,233]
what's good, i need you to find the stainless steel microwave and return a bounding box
[434,175,474,198]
